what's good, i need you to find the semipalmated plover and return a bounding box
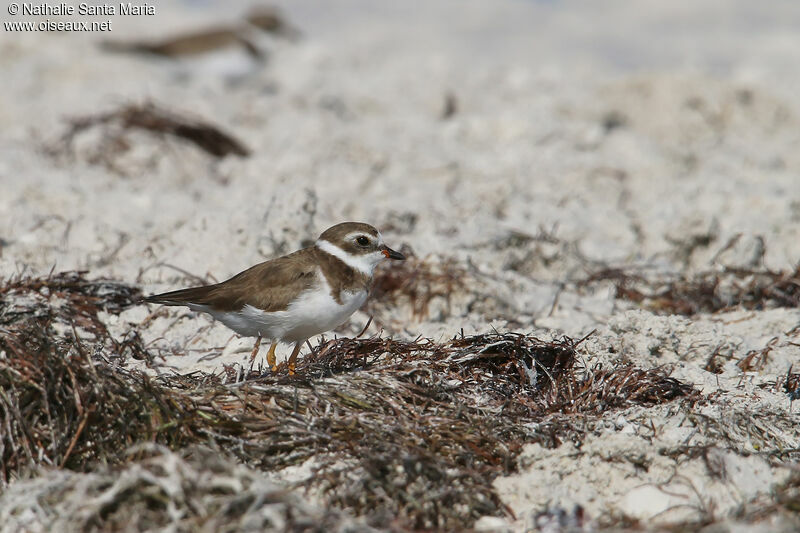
[145,222,405,373]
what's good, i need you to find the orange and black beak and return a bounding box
[381,245,405,260]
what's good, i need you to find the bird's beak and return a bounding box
[381,245,405,260]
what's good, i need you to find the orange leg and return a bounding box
[266,342,278,372]
[287,341,302,375]
[248,336,262,367]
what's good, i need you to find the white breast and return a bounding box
[201,272,367,343]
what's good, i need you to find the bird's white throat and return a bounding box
[315,239,383,275]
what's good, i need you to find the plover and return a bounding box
[145,222,405,373]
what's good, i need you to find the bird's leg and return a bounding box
[266,342,278,372]
[248,335,262,369]
[287,341,302,375]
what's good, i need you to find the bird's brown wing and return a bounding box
[145,248,318,313]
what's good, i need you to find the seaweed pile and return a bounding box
[0,445,363,532]
[0,271,183,478]
[581,264,800,315]
[1,271,699,530]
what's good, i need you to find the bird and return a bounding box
[144,222,405,374]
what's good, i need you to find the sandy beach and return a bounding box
[1,1,799,531]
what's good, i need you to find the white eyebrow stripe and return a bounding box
[343,231,378,243]
[316,239,375,275]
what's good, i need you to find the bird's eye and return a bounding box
[356,236,370,246]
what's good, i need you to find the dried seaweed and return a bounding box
[685,408,799,455]
[729,472,800,530]
[102,29,265,59]
[245,6,301,39]
[737,336,779,372]
[582,264,800,315]
[100,6,298,59]
[60,102,250,159]
[543,364,697,416]
[0,271,698,530]
[0,446,366,532]
[0,272,191,480]
[0,270,141,349]
[368,250,467,320]
[782,366,800,403]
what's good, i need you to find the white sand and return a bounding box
[2,0,799,530]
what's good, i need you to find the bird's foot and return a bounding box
[266,342,277,371]
[287,341,302,376]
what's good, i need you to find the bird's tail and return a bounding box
[143,285,216,306]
